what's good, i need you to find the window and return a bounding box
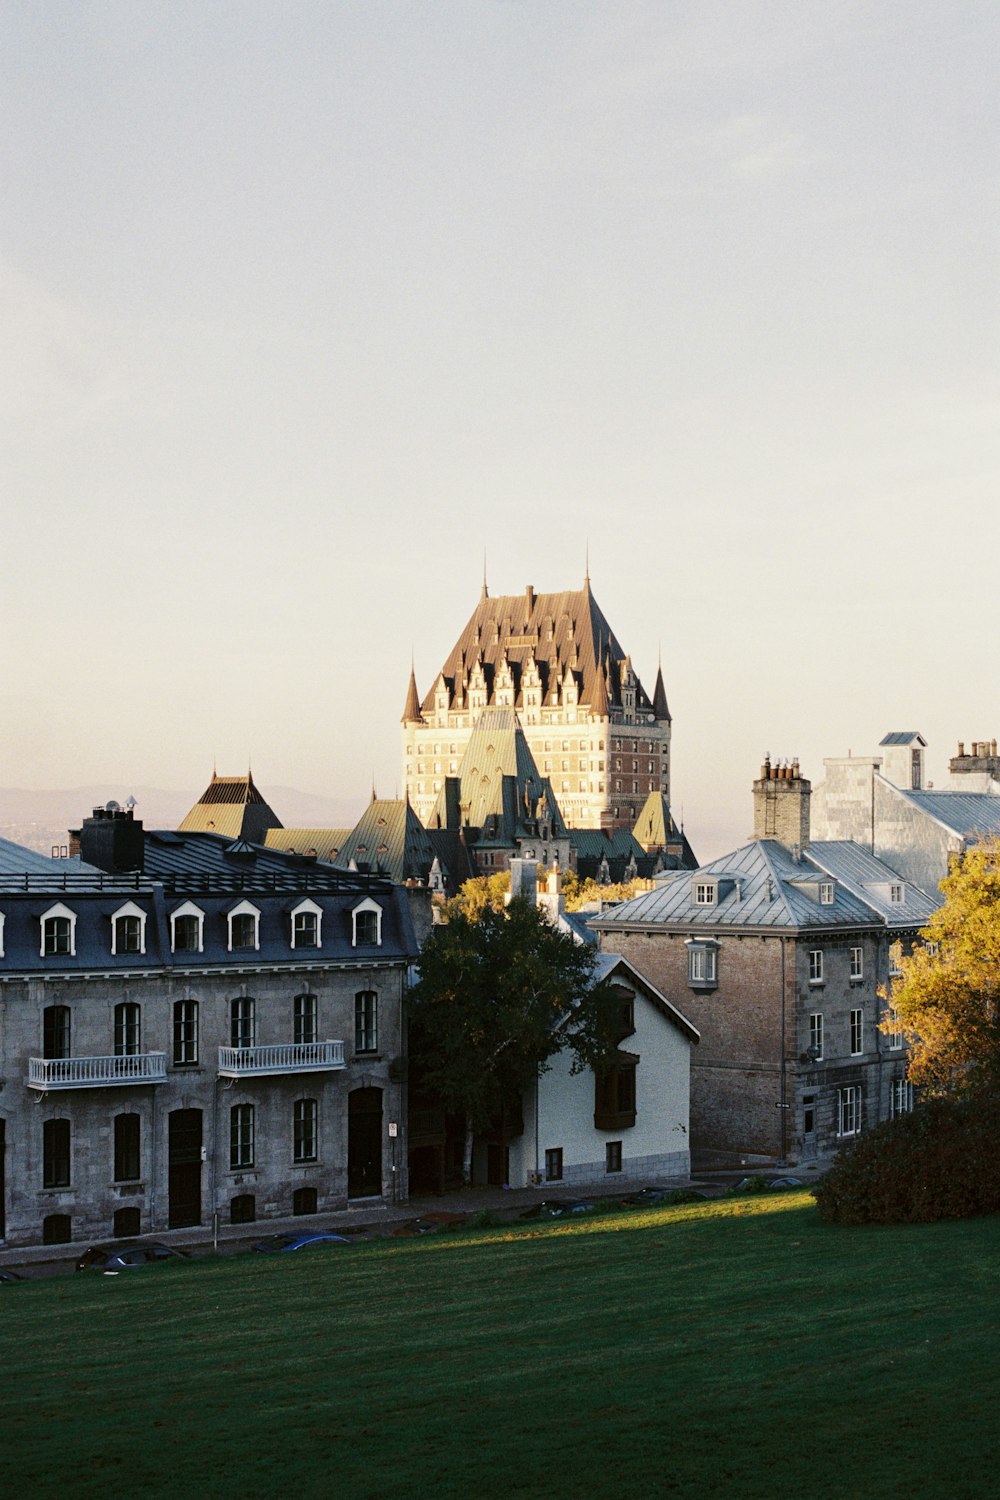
[41,904,75,957]
[694,882,716,906]
[173,1000,199,1065]
[891,1078,914,1116]
[114,1113,141,1182]
[802,1095,816,1136]
[293,1186,318,1216]
[294,1098,318,1164]
[594,1059,637,1130]
[230,996,256,1050]
[230,1194,256,1224]
[114,1002,141,1057]
[294,992,318,1046]
[291,900,322,949]
[352,898,382,947]
[850,947,864,982]
[837,1086,861,1137]
[355,991,378,1054]
[171,903,204,954]
[890,884,904,904]
[544,1147,563,1182]
[887,1008,903,1049]
[687,943,718,988]
[111,902,146,955]
[808,950,824,985]
[43,1118,70,1188]
[819,881,834,905]
[850,1009,864,1056]
[606,1141,623,1174]
[809,1013,824,1061]
[230,1104,254,1169]
[228,902,260,951]
[43,1005,71,1060]
[114,1207,141,1238]
[42,1213,71,1245]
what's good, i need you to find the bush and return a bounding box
[734,1175,770,1195]
[812,1092,1000,1225]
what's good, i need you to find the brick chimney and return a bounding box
[752,755,811,852]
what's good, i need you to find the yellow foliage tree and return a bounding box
[883,837,1000,1097]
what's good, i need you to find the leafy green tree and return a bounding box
[408,897,621,1182]
[443,871,511,920]
[883,837,1000,1097]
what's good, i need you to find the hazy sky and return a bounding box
[2,2,997,857]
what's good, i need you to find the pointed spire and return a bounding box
[653,661,671,722]
[584,541,590,589]
[401,661,424,724]
[591,658,610,718]
[482,550,489,599]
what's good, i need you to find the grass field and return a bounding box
[3,1192,999,1499]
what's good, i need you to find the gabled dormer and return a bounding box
[227,899,261,952]
[691,874,739,908]
[351,896,383,947]
[290,897,323,950]
[170,900,205,954]
[40,902,76,958]
[111,899,147,955]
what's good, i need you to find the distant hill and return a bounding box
[0,784,362,856]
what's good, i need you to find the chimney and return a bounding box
[77,804,145,873]
[752,755,811,850]
[508,858,538,905]
[525,584,535,611]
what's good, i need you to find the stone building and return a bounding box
[402,573,673,833]
[0,808,418,1250]
[590,761,937,1167]
[810,731,1000,896]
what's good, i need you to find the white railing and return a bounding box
[217,1041,345,1077]
[28,1053,168,1090]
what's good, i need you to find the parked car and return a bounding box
[0,1269,22,1284]
[620,1187,709,1208]
[76,1241,191,1273]
[251,1231,349,1254]
[519,1199,595,1220]
[390,1212,471,1238]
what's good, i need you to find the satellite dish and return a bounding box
[105,799,121,813]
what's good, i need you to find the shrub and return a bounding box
[813,1092,1000,1225]
[734,1174,770,1195]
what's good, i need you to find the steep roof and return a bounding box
[424,578,653,717]
[804,841,939,924]
[331,798,441,883]
[401,666,424,724]
[652,664,671,722]
[879,731,926,747]
[428,708,568,842]
[178,771,283,843]
[897,788,1000,842]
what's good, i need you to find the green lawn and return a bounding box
[3,1193,998,1499]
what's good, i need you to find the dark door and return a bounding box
[348,1088,382,1198]
[486,1143,509,1187]
[168,1109,202,1228]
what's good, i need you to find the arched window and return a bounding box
[111,901,146,956]
[293,1186,318,1216]
[351,898,382,948]
[230,1194,256,1224]
[40,903,75,958]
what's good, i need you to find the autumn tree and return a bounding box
[883,837,1000,1097]
[407,897,621,1183]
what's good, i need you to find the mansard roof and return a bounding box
[178,770,283,843]
[423,578,654,718]
[331,797,441,884]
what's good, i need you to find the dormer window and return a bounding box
[819,881,835,906]
[171,901,205,954]
[41,903,76,958]
[228,900,261,952]
[890,884,904,904]
[291,899,323,950]
[352,897,383,947]
[112,901,146,956]
[694,882,716,906]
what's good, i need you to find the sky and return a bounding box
[2,1,997,859]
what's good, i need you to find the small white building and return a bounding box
[483,862,698,1191]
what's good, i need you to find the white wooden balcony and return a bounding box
[217,1041,345,1078]
[28,1053,168,1090]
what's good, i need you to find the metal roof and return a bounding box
[265,828,353,863]
[592,839,891,934]
[0,836,104,881]
[901,790,1000,841]
[803,841,939,923]
[879,732,926,746]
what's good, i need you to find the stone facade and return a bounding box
[0,823,417,1249]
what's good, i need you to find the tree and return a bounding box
[443,870,510,920]
[883,837,1000,1097]
[408,897,621,1183]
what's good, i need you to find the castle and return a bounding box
[402,573,672,833]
